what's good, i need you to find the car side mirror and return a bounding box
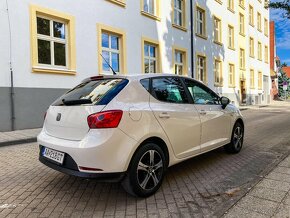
[220,96,230,109]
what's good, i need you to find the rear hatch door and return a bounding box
[44,78,128,141]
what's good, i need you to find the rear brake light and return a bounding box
[87,110,123,129]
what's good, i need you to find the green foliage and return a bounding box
[268,1,290,19]
[278,68,290,98]
[281,62,288,67]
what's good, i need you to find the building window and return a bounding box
[257,12,262,31]
[258,42,262,60]
[173,0,186,28]
[265,45,269,63]
[214,59,223,86]
[30,5,76,75]
[214,17,222,44]
[239,48,245,69]
[141,0,160,20]
[250,69,255,88]
[258,72,262,89]
[228,63,235,87]
[101,33,121,74]
[239,13,245,35]
[98,24,126,75]
[228,25,234,49]
[173,48,187,75]
[264,18,268,36]
[196,7,206,38]
[249,37,254,57]
[196,55,206,83]
[142,38,160,74]
[228,0,234,12]
[249,5,254,26]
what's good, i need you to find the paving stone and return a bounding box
[224,206,270,218]
[249,186,287,202]
[266,172,290,183]
[273,204,290,218]
[237,195,278,216]
[256,179,290,192]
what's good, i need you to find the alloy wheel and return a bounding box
[233,126,243,150]
[137,150,163,190]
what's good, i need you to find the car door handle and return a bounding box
[199,110,207,115]
[159,112,170,119]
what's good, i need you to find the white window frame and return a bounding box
[196,8,205,36]
[36,15,68,69]
[174,0,184,26]
[228,25,234,49]
[197,55,206,83]
[101,33,121,75]
[174,50,184,75]
[144,43,157,74]
[214,59,222,86]
[214,17,222,43]
[143,0,156,15]
[228,64,235,87]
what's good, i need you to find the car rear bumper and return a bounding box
[39,151,125,182]
[37,128,138,173]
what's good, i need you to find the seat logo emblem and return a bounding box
[56,113,61,121]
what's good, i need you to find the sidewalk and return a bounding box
[0,128,41,147]
[239,100,290,111]
[224,155,290,218]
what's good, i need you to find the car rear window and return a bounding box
[53,79,128,106]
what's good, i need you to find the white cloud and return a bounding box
[271,8,290,50]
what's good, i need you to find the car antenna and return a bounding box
[100,53,117,75]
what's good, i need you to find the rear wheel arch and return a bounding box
[128,137,170,171]
[235,118,244,130]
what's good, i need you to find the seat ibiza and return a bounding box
[38,74,244,197]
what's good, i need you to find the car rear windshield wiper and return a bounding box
[62,99,92,106]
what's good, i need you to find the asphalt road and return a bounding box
[1,105,290,217]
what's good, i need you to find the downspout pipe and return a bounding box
[190,0,194,78]
[6,0,15,131]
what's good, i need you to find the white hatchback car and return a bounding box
[38,74,244,197]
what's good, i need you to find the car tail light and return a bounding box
[87,110,123,129]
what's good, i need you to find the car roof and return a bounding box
[83,73,197,82]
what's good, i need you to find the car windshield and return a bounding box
[53,78,128,106]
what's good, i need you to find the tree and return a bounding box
[268,1,290,19]
[281,62,288,67]
[278,68,290,99]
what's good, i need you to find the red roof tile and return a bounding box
[282,67,290,78]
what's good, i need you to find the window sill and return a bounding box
[228,85,236,88]
[239,32,246,37]
[228,47,235,51]
[214,41,223,46]
[32,67,76,75]
[196,33,208,40]
[264,33,269,37]
[172,24,187,32]
[258,29,262,33]
[250,55,255,58]
[258,58,262,61]
[239,4,245,10]
[141,11,160,21]
[215,0,223,5]
[239,68,246,71]
[227,8,235,13]
[106,0,126,7]
[249,23,255,28]
[250,86,255,89]
[214,83,223,87]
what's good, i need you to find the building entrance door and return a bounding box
[240,80,246,105]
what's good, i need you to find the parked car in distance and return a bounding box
[38,74,244,197]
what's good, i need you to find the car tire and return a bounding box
[121,142,167,197]
[224,122,244,154]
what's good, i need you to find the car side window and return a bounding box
[184,79,220,105]
[152,77,188,104]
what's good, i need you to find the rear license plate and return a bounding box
[42,147,65,164]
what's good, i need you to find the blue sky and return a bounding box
[270,5,290,66]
